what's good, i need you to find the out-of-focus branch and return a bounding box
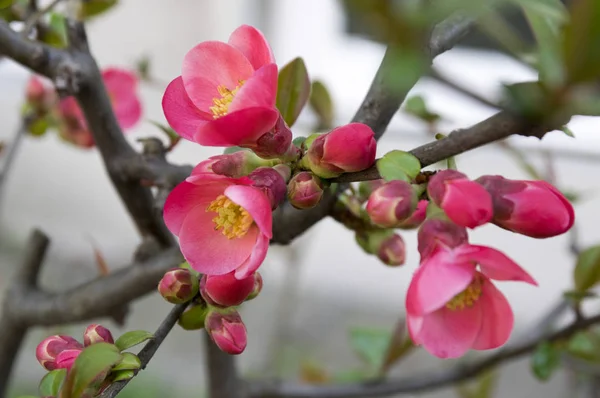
[99,301,190,398]
[0,119,28,199]
[248,312,600,398]
[205,333,247,398]
[429,68,500,109]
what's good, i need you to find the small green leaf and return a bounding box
[531,341,561,381]
[79,0,118,19]
[563,0,600,83]
[404,95,440,123]
[376,150,421,182]
[292,136,306,149]
[276,57,311,127]
[148,120,181,150]
[178,304,208,330]
[27,118,50,137]
[563,289,597,303]
[115,331,153,351]
[112,352,141,371]
[110,369,135,382]
[559,126,574,137]
[66,343,122,398]
[502,82,550,121]
[308,80,334,129]
[0,0,14,9]
[44,12,67,48]
[223,146,245,154]
[566,331,600,361]
[348,327,390,369]
[574,245,600,292]
[39,369,67,396]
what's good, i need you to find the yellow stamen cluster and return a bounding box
[206,195,253,239]
[209,81,245,119]
[445,276,483,311]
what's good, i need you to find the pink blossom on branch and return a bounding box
[406,243,537,358]
[163,173,272,279]
[162,25,279,149]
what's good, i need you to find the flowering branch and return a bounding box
[247,312,600,398]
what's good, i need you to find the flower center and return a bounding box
[209,81,245,119]
[445,276,483,311]
[206,195,253,239]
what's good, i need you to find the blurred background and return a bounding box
[1,0,599,396]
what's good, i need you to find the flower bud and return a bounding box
[417,217,468,260]
[83,324,114,346]
[200,272,255,307]
[396,199,428,229]
[248,167,287,209]
[55,349,83,370]
[287,172,324,209]
[377,233,406,266]
[36,335,83,371]
[427,170,493,228]
[26,76,47,107]
[158,268,199,304]
[366,180,418,228]
[197,150,277,178]
[254,115,295,159]
[303,123,377,178]
[205,308,248,355]
[245,272,263,301]
[476,175,575,238]
[357,179,385,202]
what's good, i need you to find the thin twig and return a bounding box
[429,68,500,109]
[21,0,64,37]
[205,333,246,398]
[0,120,28,198]
[99,301,190,398]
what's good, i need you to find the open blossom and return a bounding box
[57,68,142,147]
[428,170,493,229]
[162,25,279,149]
[406,244,537,358]
[476,175,574,238]
[163,172,272,279]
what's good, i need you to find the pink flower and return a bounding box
[36,335,83,371]
[163,172,272,279]
[406,244,537,358]
[57,68,141,148]
[476,175,575,238]
[162,25,279,148]
[366,180,418,228]
[200,271,256,307]
[427,170,493,229]
[303,123,377,178]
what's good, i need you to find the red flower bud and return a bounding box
[198,150,277,178]
[427,170,493,228]
[417,217,468,260]
[205,309,248,355]
[396,199,428,229]
[36,335,83,371]
[254,115,295,159]
[55,349,83,370]
[304,123,376,178]
[248,167,287,209]
[200,272,255,307]
[377,233,406,266]
[245,272,263,301]
[26,76,47,106]
[158,268,199,304]
[366,180,418,228]
[287,172,324,209]
[83,324,114,346]
[476,175,575,238]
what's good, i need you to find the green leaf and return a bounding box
[308,80,334,129]
[79,0,118,19]
[115,330,153,352]
[563,289,597,303]
[404,95,440,123]
[559,126,574,137]
[276,57,311,127]
[531,341,561,381]
[348,327,390,369]
[502,82,550,121]
[66,343,122,398]
[574,245,600,291]
[563,0,600,83]
[110,369,135,382]
[27,118,50,137]
[112,352,141,371]
[39,369,67,396]
[148,120,181,150]
[223,146,245,155]
[178,304,208,330]
[44,12,67,48]
[0,0,14,9]
[376,150,421,182]
[566,331,600,361]
[292,136,306,149]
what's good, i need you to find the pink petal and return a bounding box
[224,185,273,238]
[228,25,275,70]
[455,244,537,285]
[162,77,210,141]
[228,64,278,112]
[102,68,137,99]
[193,107,279,147]
[179,207,259,275]
[415,304,482,358]
[406,248,475,316]
[163,180,228,236]
[407,314,424,345]
[182,41,254,110]
[113,96,141,130]
[234,232,269,279]
[55,349,81,369]
[472,277,514,350]
[443,180,493,228]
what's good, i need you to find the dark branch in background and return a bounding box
[248,312,600,398]
[99,301,190,398]
[0,229,49,396]
[429,68,500,109]
[204,334,247,398]
[0,119,28,199]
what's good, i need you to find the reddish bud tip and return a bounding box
[248,167,288,209]
[158,268,199,304]
[396,199,428,229]
[245,272,263,301]
[36,335,83,371]
[205,309,248,355]
[200,271,255,307]
[366,180,418,228]
[287,172,324,209]
[253,115,294,159]
[83,324,114,346]
[417,217,469,260]
[377,233,406,266]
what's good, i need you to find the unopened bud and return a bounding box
[357,179,385,202]
[377,233,406,266]
[158,268,199,304]
[36,335,83,371]
[245,272,263,301]
[254,115,296,159]
[26,76,47,106]
[200,272,255,307]
[83,324,114,346]
[203,150,277,178]
[248,167,287,209]
[417,217,468,260]
[55,349,83,370]
[366,180,418,228]
[396,199,428,229]
[205,308,248,355]
[287,172,324,209]
[178,303,209,330]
